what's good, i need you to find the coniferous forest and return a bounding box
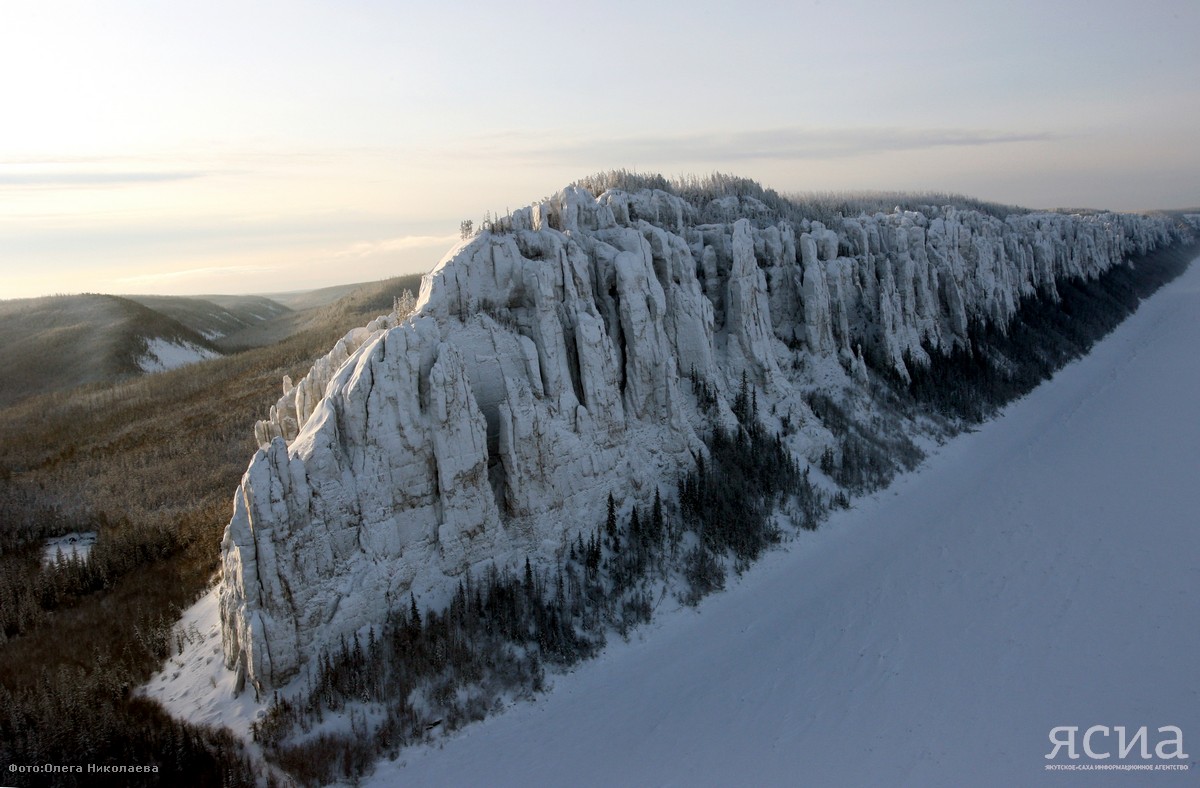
[0,279,423,787]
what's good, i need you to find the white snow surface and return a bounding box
[361,256,1200,786]
[142,588,268,740]
[137,337,217,372]
[41,531,96,566]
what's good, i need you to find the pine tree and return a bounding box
[733,370,750,422]
[523,557,535,600]
[652,488,664,544]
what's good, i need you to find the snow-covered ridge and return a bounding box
[219,184,1186,694]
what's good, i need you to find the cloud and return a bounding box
[333,234,461,259]
[0,170,213,188]
[466,126,1057,164]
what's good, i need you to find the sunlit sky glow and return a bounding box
[2,0,1198,299]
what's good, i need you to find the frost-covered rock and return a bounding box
[219,184,1186,693]
[253,311,403,446]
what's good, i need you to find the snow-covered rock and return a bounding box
[219,184,1186,694]
[253,311,403,446]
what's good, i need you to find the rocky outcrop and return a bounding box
[220,183,1185,694]
[253,311,403,446]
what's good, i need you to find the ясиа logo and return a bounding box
[1046,726,1188,761]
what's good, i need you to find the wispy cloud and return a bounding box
[333,234,461,259]
[0,170,214,188]
[465,126,1058,164]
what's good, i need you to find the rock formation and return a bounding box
[220,182,1184,694]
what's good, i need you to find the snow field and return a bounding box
[137,338,216,373]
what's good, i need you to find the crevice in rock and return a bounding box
[561,316,587,408]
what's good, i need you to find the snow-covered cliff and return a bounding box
[219,183,1183,694]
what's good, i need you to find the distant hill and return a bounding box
[259,282,369,311]
[126,294,289,343]
[0,294,222,408]
[218,276,424,350]
[0,275,425,409]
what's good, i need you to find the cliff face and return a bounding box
[219,184,1182,693]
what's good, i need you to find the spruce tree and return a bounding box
[652,487,665,544]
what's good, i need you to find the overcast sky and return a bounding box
[2,0,1198,299]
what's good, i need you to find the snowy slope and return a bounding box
[136,337,218,372]
[142,590,266,740]
[365,256,1200,786]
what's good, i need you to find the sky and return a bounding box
[2,0,1198,299]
